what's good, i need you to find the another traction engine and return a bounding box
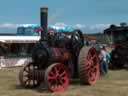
[104,24,128,69]
[19,7,99,92]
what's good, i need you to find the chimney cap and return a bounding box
[40,7,48,13]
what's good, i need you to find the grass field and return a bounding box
[0,68,128,96]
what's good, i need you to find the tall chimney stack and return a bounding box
[40,7,48,41]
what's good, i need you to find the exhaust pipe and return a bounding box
[40,7,48,41]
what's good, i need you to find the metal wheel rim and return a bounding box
[19,63,41,88]
[86,47,99,84]
[45,63,70,92]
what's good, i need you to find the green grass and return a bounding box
[0,68,128,96]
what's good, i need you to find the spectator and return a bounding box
[106,50,111,66]
[99,45,109,75]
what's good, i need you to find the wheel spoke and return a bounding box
[24,67,29,73]
[86,59,92,70]
[61,76,68,81]
[90,72,95,81]
[92,66,98,72]
[50,71,55,76]
[60,71,66,77]
[92,54,97,60]
[59,79,64,86]
[24,74,29,77]
[26,79,31,86]
[86,69,91,78]
[48,75,56,80]
[88,64,98,82]
[24,79,29,84]
[87,52,92,59]
[54,66,59,75]
[28,66,30,72]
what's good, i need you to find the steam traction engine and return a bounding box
[19,7,99,92]
[104,24,128,69]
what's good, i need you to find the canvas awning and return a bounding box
[0,36,40,43]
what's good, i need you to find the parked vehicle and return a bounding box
[104,24,128,69]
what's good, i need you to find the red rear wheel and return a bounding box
[78,46,99,85]
[45,63,69,92]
